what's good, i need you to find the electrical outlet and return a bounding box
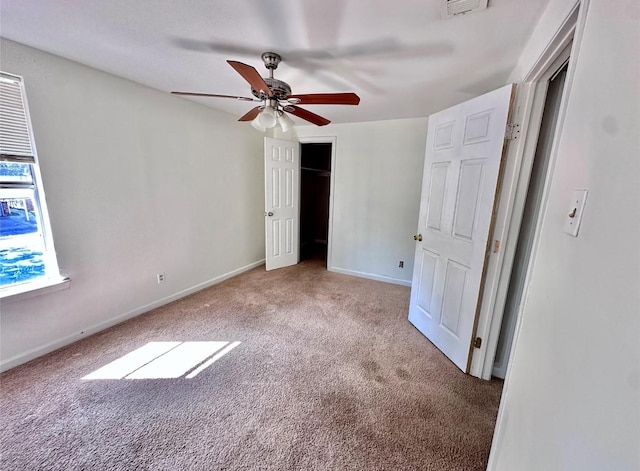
[399,261,404,268]
[157,273,165,283]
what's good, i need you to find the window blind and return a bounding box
[0,73,36,164]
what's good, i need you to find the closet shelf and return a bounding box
[301,166,331,176]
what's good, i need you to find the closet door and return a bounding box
[265,137,300,270]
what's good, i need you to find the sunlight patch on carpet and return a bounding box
[81,341,241,380]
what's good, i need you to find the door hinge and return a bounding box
[505,123,520,140]
[473,337,482,349]
[493,240,500,253]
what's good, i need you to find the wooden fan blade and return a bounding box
[287,106,331,126]
[238,107,262,122]
[171,91,257,101]
[227,60,273,97]
[287,93,360,105]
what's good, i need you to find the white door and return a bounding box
[408,84,516,373]
[264,137,300,271]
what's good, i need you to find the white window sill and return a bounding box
[0,275,71,303]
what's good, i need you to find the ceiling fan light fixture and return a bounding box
[277,111,294,133]
[251,115,266,132]
[258,104,277,128]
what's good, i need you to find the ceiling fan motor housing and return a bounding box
[251,53,291,100]
[252,78,291,101]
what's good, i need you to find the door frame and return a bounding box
[469,0,588,379]
[298,136,337,270]
[491,49,570,379]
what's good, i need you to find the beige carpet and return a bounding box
[0,259,502,470]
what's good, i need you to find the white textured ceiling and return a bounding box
[0,0,548,125]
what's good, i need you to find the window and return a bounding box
[0,72,63,297]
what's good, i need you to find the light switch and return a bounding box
[563,189,588,237]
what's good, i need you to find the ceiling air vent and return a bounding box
[440,0,488,18]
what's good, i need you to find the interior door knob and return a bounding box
[266,211,274,217]
[413,234,423,241]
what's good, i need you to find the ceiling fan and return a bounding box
[171,52,360,132]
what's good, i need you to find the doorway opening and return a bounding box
[492,60,570,379]
[300,143,332,265]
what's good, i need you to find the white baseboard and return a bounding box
[328,266,412,287]
[0,259,265,373]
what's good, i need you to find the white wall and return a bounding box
[490,1,640,469]
[280,119,428,285]
[0,40,265,371]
